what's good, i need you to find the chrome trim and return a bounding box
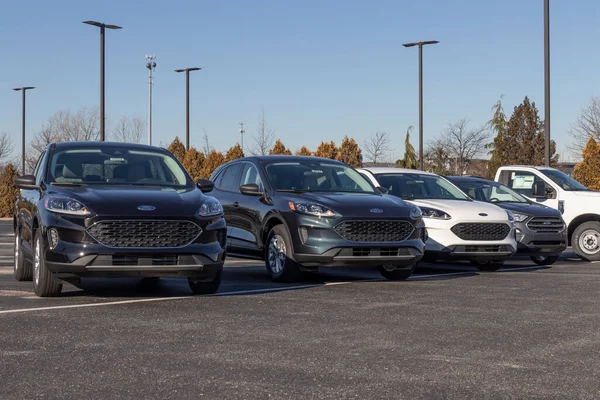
[86,219,203,249]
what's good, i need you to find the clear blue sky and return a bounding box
[1,0,599,162]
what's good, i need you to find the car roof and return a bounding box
[50,141,165,152]
[447,176,495,183]
[359,167,438,176]
[229,155,345,164]
[499,165,556,171]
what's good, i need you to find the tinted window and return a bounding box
[506,171,542,197]
[454,181,529,203]
[540,169,589,191]
[33,151,46,185]
[375,173,469,200]
[264,161,375,193]
[240,163,263,191]
[217,163,243,192]
[47,147,192,187]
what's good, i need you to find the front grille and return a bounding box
[451,223,510,241]
[88,220,202,248]
[334,220,414,242]
[464,245,501,253]
[527,217,564,233]
[111,255,179,266]
[342,248,411,257]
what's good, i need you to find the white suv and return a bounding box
[358,167,517,271]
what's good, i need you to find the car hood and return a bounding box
[47,185,205,217]
[493,201,562,217]
[280,192,414,218]
[570,190,600,198]
[407,199,510,221]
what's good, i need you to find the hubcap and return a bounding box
[579,230,600,255]
[268,235,286,274]
[382,265,396,272]
[14,234,19,272]
[34,238,40,286]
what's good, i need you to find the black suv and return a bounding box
[448,176,567,265]
[209,155,426,282]
[14,142,226,297]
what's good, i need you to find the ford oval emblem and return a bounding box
[370,208,384,214]
[479,213,488,216]
[138,205,156,211]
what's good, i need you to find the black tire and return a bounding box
[421,254,437,264]
[379,264,415,281]
[530,255,559,266]
[33,229,62,297]
[13,228,32,281]
[572,222,600,261]
[188,269,222,295]
[265,225,301,283]
[470,259,503,272]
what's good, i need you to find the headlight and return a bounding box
[288,201,335,217]
[506,210,515,222]
[419,206,451,220]
[44,196,90,216]
[511,212,529,222]
[199,198,223,216]
[410,205,422,219]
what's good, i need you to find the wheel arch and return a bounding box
[261,214,294,253]
[567,214,600,245]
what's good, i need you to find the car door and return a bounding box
[501,169,559,210]
[229,162,266,255]
[20,151,46,250]
[210,162,244,248]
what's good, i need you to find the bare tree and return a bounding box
[569,96,600,158]
[202,130,212,156]
[0,133,14,163]
[252,110,275,156]
[112,116,144,143]
[72,107,100,141]
[438,119,489,176]
[363,131,393,164]
[425,139,450,176]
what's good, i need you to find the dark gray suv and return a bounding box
[209,156,426,282]
[448,176,567,265]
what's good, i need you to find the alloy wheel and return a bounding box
[34,237,41,286]
[268,235,286,274]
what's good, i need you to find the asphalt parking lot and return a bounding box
[1,220,600,399]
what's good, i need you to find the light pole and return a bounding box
[12,87,35,174]
[83,20,122,142]
[403,40,439,170]
[146,55,157,145]
[239,122,245,153]
[544,0,551,166]
[174,67,201,150]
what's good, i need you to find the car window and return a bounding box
[217,163,243,192]
[375,173,470,201]
[455,181,529,203]
[506,171,542,197]
[264,161,375,193]
[540,169,589,191]
[240,163,264,191]
[46,147,192,188]
[33,151,46,184]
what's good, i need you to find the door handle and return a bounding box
[233,201,239,207]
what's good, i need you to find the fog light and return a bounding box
[515,228,524,242]
[299,227,309,244]
[48,228,59,249]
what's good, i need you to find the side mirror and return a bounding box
[240,183,263,196]
[196,178,214,193]
[15,175,37,190]
[377,186,389,195]
[532,181,546,198]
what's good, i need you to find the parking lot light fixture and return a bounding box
[12,86,35,174]
[403,40,439,170]
[175,67,201,150]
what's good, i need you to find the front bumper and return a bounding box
[41,215,226,279]
[514,221,567,256]
[424,218,518,261]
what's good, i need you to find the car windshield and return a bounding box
[46,146,193,188]
[264,161,375,194]
[540,169,590,191]
[374,173,470,201]
[454,180,529,204]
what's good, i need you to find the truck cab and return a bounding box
[495,165,600,260]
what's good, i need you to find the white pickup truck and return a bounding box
[494,166,600,260]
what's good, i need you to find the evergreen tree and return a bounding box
[200,149,225,179]
[336,136,363,168]
[402,126,418,169]
[225,143,245,162]
[182,147,205,181]
[269,139,292,155]
[314,141,338,159]
[572,137,600,191]
[167,137,187,163]
[295,146,312,156]
[0,164,19,218]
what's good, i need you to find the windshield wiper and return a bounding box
[277,189,307,194]
[50,182,85,187]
